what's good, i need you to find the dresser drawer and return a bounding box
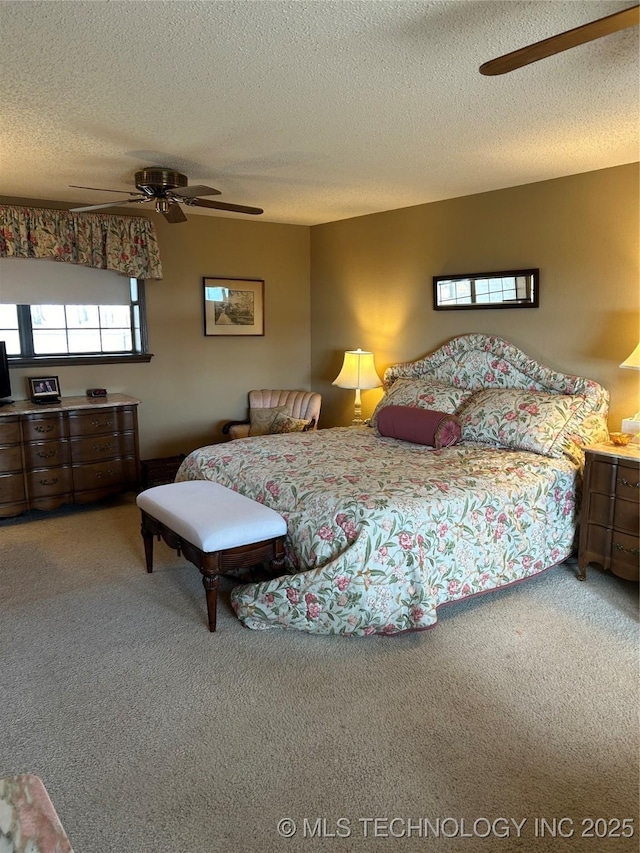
[72,457,137,494]
[0,472,27,508]
[69,432,136,464]
[24,441,71,470]
[26,466,73,499]
[68,407,136,438]
[22,413,66,442]
[0,444,24,474]
[0,419,21,444]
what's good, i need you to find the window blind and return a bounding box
[0,257,131,305]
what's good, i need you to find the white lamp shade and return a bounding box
[620,343,640,370]
[332,349,381,389]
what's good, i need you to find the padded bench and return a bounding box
[136,481,287,631]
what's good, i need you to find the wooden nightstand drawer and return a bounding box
[590,460,616,493]
[615,464,640,502]
[614,498,639,536]
[578,444,640,582]
[611,531,640,580]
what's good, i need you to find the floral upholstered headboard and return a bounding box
[382,334,610,462]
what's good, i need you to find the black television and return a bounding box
[0,341,12,405]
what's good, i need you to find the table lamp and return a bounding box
[333,348,382,425]
[620,342,640,439]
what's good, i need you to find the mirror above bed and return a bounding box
[433,268,539,310]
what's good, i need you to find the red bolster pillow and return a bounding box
[376,405,461,448]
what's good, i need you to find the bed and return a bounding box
[176,334,609,636]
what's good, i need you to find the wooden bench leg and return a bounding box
[200,552,222,632]
[139,507,286,632]
[201,575,220,632]
[272,536,286,573]
[140,514,155,573]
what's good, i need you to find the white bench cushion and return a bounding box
[136,481,286,552]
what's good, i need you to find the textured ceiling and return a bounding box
[0,0,638,226]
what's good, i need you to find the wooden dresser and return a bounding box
[578,442,640,581]
[0,394,140,518]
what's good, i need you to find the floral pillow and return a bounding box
[249,405,291,436]
[370,378,473,430]
[459,389,585,457]
[268,412,311,434]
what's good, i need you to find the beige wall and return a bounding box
[310,163,640,430]
[3,163,639,458]
[2,198,310,458]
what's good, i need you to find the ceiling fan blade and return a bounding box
[69,184,141,195]
[189,198,264,215]
[162,203,188,224]
[70,198,147,212]
[173,184,222,199]
[480,4,640,75]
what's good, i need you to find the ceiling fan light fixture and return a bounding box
[69,166,264,222]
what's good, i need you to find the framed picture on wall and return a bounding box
[203,277,265,336]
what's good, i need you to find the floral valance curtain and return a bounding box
[0,205,163,279]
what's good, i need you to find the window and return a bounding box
[0,260,151,365]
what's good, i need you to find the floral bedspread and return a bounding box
[176,428,579,636]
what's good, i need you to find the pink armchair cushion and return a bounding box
[377,405,462,448]
[248,389,321,424]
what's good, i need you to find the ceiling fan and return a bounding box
[480,4,639,75]
[70,166,264,223]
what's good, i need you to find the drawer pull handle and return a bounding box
[39,477,59,486]
[91,419,113,428]
[34,424,54,433]
[614,543,640,556]
[36,449,57,459]
[95,470,115,479]
[92,442,116,452]
[619,478,640,489]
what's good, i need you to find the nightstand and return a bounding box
[578,442,640,581]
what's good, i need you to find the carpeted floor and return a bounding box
[1,495,638,852]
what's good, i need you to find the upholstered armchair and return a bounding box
[222,389,322,440]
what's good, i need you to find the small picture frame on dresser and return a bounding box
[28,376,61,404]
